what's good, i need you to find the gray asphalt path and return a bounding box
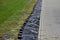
[39,0,60,40]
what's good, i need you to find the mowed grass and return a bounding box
[0,0,37,40]
[0,0,32,24]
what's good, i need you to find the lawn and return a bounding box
[0,0,37,40]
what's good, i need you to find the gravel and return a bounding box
[18,0,42,40]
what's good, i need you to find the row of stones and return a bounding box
[18,0,42,40]
[18,11,40,40]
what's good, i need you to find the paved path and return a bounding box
[39,0,60,40]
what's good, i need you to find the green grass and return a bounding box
[0,0,30,24]
[0,0,37,40]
